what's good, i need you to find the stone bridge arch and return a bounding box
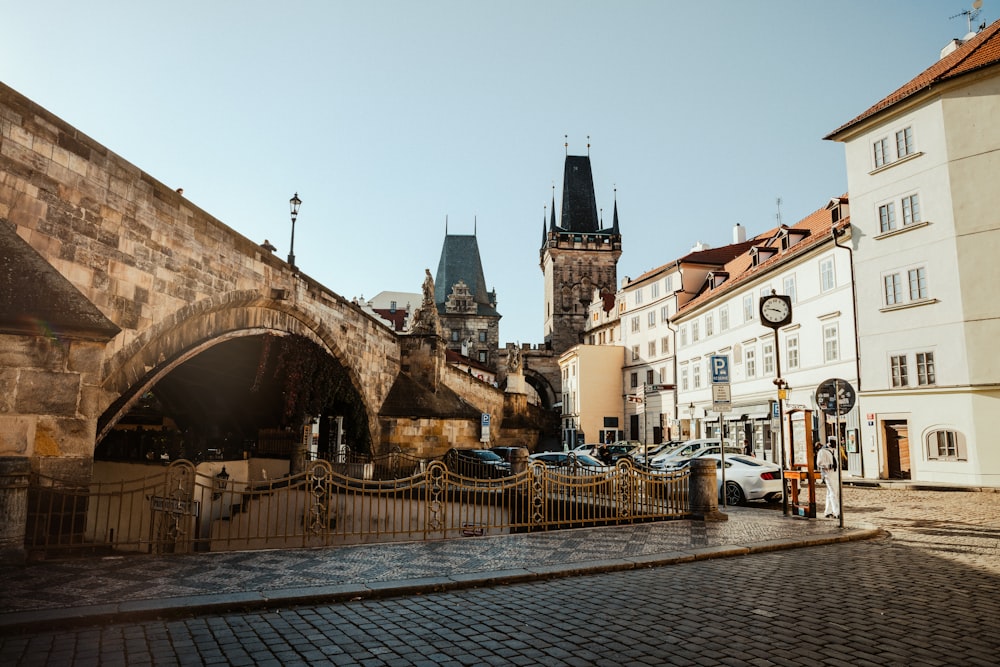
[96,289,399,449]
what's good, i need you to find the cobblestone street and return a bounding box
[2,485,998,666]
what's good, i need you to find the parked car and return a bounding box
[570,443,601,458]
[657,444,745,469]
[687,453,783,505]
[633,441,682,465]
[649,439,724,469]
[490,446,528,464]
[529,451,607,471]
[443,448,511,478]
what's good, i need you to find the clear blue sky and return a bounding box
[3,1,991,345]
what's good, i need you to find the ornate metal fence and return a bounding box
[25,458,690,558]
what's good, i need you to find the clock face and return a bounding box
[761,296,791,324]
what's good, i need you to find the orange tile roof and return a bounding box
[826,18,1000,139]
[677,200,848,315]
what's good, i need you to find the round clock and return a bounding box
[760,295,791,327]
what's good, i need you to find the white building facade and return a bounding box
[673,203,862,474]
[826,21,1000,484]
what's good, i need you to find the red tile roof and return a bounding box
[826,19,1000,139]
[677,199,848,315]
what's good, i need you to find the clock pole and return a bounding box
[774,327,789,517]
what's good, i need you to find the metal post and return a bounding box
[775,328,789,516]
[719,412,727,508]
[835,379,845,528]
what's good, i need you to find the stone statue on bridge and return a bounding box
[410,269,442,336]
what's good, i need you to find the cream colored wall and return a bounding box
[576,345,626,443]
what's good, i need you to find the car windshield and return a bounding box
[473,450,503,462]
[575,454,604,466]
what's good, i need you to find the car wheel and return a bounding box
[724,481,746,506]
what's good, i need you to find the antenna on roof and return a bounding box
[564,135,568,156]
[587,135,591,156]
[950,0,983,33]
[776,197,783,227]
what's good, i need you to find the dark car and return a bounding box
[490,446,529,464]
[443,448,512,478]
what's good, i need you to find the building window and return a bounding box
[634,289,643,305]
[926,429,966,461]
[631,316,640,333]
[916,352,936,385]
[692,364,701,388]
[665,275,673,292]
[705,313,714,337]
[478,351,487,363]
[660,305,670,322]
[878,202,896,233]
[651,282,660,298]
[909,267,928,300]
[451,330,460,342]
[763,342,774,376]
[631,345,640,361]
[658,367,666,384]
[782,275,797,303]
[661,336,670,355]
[891,354,908,387]
[719,306,729,332]
[648,341,657,357]
[895,126,915,158]
[692,321,700,342]
[680,367,689,391]
[743,295,754,322]
[786,335,799,370]
[745,348,756,378]
[874,137,889,168]
[884,273,903,306]
[820,258,836,292]
[823,324,840,362]
[648,311,656,328]
[680,326,688,347]
[630,372,638,388]
[901,194,921,226]
[478,330,487,342]
[646,369,655,385]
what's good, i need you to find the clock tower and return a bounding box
[540,154,622,356]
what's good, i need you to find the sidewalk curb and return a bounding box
[0,526,881,635]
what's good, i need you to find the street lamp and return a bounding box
[287,192,302,268]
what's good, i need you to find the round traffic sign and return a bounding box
[814,378,856,416]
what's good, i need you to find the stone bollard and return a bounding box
[688,458,728,522]
[0,456,30,564]
[511,447,530,475]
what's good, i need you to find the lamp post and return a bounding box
[287,192,302,268]
[688,402,696,439]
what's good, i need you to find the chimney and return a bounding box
[733,223,747,244]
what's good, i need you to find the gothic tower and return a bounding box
[434,225,502,369]
[540,154,622,356]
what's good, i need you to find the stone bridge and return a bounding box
[0,81,536,498]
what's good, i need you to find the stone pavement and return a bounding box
[0,503,878,634]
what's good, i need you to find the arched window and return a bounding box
[925,429,967,461]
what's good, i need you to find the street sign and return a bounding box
[710,355,730,384]
[814,378,857,416]
[712,383,732,413]
[481,413,491,442]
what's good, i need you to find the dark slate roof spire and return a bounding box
[434,229,499,317]
[559,155,600,233]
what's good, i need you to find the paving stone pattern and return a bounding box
[2,486,999,666]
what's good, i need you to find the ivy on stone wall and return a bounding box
[253,333,370,451]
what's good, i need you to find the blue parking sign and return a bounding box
[710,355,730,384]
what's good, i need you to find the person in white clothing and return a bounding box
[816,437,840,518]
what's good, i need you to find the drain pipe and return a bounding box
[832,221,864,478]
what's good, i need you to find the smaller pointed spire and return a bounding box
[474,215,477,236]
[550,185,557,231]
[612,188,620,235]
[445,214,449,235]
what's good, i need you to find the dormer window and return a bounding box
[780,228,811,251]
[708,271,729,289]
[750,246,778,266]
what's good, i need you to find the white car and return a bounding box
[693,454,783,505]
[649,439,723,469]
